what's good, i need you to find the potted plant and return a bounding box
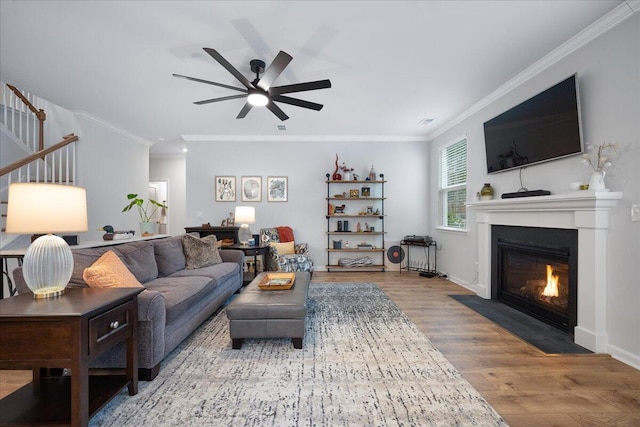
[122,193,167,236]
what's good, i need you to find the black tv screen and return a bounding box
[483,74,583,174]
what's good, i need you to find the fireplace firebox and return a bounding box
[491,226,578,333]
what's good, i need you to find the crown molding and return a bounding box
[73,110,154,147]
[180,134,428,143]
[426,2,638,141]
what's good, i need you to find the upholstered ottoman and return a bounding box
[226,272,310,349]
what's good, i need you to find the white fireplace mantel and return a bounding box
[467,191,622,353]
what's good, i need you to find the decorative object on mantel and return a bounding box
[480,183,494,200]
[581,142,618,192]
[122,193,167,236]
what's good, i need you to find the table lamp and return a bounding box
[6,183,88,298]
[234,206,255,246]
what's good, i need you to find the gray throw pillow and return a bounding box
[182,234,223,269]
[154,235,187,276]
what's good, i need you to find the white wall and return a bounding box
[75,115,151,243]
[173,139,430,270]
[429,14,640,367]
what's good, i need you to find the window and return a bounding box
[439,137,467,229]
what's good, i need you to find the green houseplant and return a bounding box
[122,193,167,235]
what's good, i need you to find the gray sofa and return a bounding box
[12,235,244,380]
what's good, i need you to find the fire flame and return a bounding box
[542,264,559,297]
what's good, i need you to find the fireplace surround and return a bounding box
[468,191,622,353]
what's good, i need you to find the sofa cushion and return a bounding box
[182,234,223,269]
[143,276,215,324]
[169,261,239,284]
[82,250,145,289]
[114,241,158,283]
[154,235,186,277]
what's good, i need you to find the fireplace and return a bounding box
[468,192,622,353]
[491,226,578,332]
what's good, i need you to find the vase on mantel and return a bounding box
[588,171,608,191]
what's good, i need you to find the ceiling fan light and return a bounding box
[247,91,269,107]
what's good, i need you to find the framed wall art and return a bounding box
[267,176,288,202]
[215,176,236,202]
[241,176,262,202]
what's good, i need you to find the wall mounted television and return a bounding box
[483,74,583,174]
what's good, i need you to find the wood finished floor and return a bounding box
[1,271,639,426]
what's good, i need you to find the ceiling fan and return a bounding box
[173,48,331,121]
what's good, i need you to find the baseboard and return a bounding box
[608,343,640,370]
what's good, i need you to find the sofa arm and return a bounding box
[135,289,166,368]
[220,249,245,267]
[295,243,309,255]
[11,267,31,295]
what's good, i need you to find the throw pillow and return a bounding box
[154,235,187,277]
[270,241,295,255]
[276,226,295,243]
[83,250,144,289]
[182,234,223,269]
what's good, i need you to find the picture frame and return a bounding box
[350,189,360,198]
[215,176,236,202]
[267,176,288,202]
[241,176,262,202]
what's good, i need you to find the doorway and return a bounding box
[149,181,168,234]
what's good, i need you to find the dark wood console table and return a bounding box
[185,226,239,243]
[0,287,142,426]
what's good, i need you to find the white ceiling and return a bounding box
[0,1,627,155]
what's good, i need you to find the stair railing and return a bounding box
[1,83,45,154]
[0,133,78,184]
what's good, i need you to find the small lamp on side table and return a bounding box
[234,206,255,246]
[6,183,88,298]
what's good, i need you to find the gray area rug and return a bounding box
[91,283,507,426]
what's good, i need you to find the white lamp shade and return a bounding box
[6,183,88,234]
[234,206,255,224]
[6,183,88,298]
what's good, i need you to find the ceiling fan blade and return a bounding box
[266,101,289,121]
[172,74,247,93]
[236,102,253,119]
[194,94,247,105]
[257,50,293,91]
[272,95,323,111]
[203,48,253,89]
[270,79,332,95]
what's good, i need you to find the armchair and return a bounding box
[259,226,313,275]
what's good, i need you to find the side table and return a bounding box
[399,240,438,277]
[221,244,270,284]
[0,287,142,427]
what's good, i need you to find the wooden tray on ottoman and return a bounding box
[258,272,296,290]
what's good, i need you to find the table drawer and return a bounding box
[89,300,134,356]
